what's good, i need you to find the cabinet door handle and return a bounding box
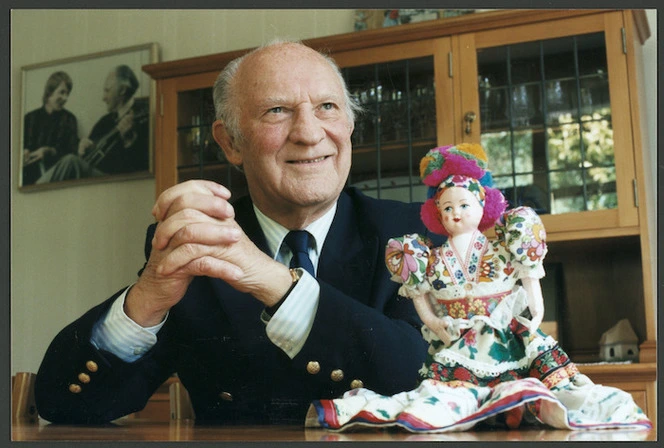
[464,111,476,135]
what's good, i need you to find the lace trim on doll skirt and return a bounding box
[429,330,559,378]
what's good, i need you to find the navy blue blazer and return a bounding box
[35,188,440,424]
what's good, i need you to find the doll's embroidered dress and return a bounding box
[307,207,651,433]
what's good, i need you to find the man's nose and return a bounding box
[290,108,325,145]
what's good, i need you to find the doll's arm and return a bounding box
[521,277,544,332]
[410,292,455,346]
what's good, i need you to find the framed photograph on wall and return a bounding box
[19,43,159,191]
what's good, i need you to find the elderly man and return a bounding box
[76,64,149,175]
[35,40,439,424]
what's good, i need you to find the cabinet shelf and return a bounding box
[478,70,609,91]
[177,123,214,132]
[178,162,228,172]
[351,138,437,155]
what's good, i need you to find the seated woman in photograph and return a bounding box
[22,71,79,186]
[307,143,651,433]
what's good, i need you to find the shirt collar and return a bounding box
[253,202,338,263]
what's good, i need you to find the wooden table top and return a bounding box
[12,418,655,442]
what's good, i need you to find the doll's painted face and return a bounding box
[437,186,484,236]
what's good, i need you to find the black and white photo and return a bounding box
[19,43,158,190]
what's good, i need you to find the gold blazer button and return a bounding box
[350,379,364,389]
[78,373,91,384]
[306,361,321,375]
[330,369,344,382]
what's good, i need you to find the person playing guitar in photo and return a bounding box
[78,64,149,174]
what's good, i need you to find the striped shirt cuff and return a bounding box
[90,286,167,363]
[265,271,319,359]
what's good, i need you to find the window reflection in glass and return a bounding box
[478,32,615,215]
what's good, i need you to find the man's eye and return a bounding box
[321,102,334,110]
[269,107,283,114]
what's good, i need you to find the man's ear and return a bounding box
[118,85,128,101]
[212,120,242,166]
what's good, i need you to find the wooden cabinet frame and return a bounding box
[455,12,639,237]
[143,8,655,418]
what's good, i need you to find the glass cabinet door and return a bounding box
[478,32,614,216]
[334,38,453,204]
[459,12,639,233]
[343,56,436,203]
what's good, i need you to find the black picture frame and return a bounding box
[19,43,159,191]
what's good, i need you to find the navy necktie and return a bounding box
[284,230,315,277]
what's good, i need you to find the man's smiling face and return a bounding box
[222,43,354,222]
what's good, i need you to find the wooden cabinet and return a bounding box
[455,12,641,237]
[127,376,176,421]
[143,7,654,412]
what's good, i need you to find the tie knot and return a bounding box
[283,230,315,277]
[284,230,311,254]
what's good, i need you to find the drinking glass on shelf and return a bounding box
[410,78,435,139]
[351,89,366,145]
[546,80,565,124]
[392,90,406,142]
[510,85,536,127]
[379,87,394,142]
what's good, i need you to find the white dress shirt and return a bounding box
[90,203,337,362]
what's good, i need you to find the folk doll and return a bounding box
[307,144,651,434]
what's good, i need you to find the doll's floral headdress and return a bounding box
[419,143,507,236]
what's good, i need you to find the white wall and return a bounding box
[10,9,657,375]
[10,9,356,375]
